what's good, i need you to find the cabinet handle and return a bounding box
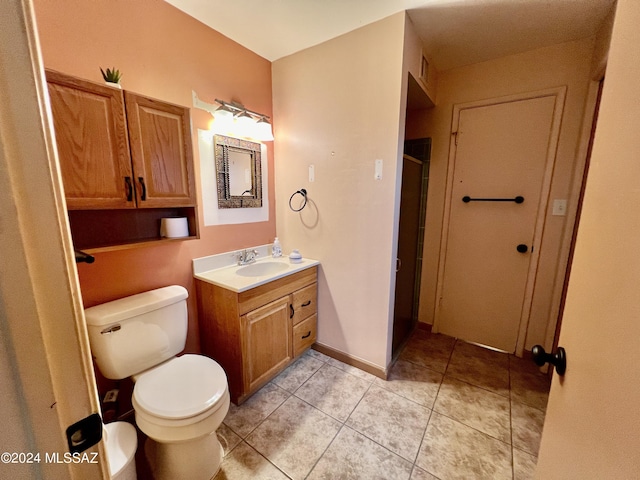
[301,331,311,339]
[290,304,294,319]
[301,300,311,307]
[124,177,133,202]
[138,177,146,201]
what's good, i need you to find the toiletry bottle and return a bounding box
[272,237,282,257]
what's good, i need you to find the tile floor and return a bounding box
[213,328,551,480]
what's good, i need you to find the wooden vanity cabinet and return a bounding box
[196,266,318,404]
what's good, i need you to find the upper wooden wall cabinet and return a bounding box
[46,70,198,250]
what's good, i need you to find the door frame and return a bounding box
[392,152,427,355]
[433,87,566,355]
[543,78,604,353]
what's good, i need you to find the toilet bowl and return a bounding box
[84,286,230,480]
[132,354,230,480]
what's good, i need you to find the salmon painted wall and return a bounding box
[33,0,276,353]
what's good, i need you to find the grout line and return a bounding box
[302,424,346,480]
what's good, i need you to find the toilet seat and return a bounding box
[133,354,227,420]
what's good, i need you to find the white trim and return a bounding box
[433,87,567,356]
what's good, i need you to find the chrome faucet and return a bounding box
[234,249,259,265]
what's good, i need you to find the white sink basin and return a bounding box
[236,261,289,277]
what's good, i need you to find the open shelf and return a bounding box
[68,207,199,252]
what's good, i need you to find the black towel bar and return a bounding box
[75,250,95,264]
[462,195,524,204]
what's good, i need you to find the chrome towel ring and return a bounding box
[289,188,308,212]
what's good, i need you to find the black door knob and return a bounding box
[532,345,567,375]
[517,244,529,253]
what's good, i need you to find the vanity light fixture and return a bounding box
[212,103,234,120]
[213,99,274,142]
[256,116,274,141]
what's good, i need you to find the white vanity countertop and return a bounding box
[193,249,319,293]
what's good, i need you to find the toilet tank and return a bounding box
[84,286,189,380]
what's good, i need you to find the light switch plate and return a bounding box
[309,164,315,182]
[552,199,567,216]
[375,159,383,180]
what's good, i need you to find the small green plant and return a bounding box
[100,67,122,84]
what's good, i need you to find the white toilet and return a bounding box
[85,286,230,480]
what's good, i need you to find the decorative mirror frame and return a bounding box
[214,135,262,208]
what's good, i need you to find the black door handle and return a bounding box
[532,345,566,375]
[517,244,529,253]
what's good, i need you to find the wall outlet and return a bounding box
[103,389,118,403]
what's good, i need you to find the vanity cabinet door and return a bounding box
[241,296,293,394]
[125,92,196,208]
[46,70,134,209]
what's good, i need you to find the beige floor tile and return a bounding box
[273,353,325,393]
[213,441,289,480]
[346,385,431,462]
[295,364,370,422]
[510,368,551,411]
[434,376,511,443]
[446,341,510,396]
[246,396,341,480]
[398,332,456,374]
[513,447,538,480]
[410,465,439,480]
[307,426,412,480]
[511,400,545,456]
[306,348,332,363]
[509,354,543,375]
[417,412,512,480]
[223,382,290,437]
[216,423,242,457]
[375,358,443,408]
[325,356,378,382]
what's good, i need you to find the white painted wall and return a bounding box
[273,13,406,369]
[413,37,596,350]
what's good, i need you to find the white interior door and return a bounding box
[0,2,106,479]
[536,0,640,476]
[436,93,561,352]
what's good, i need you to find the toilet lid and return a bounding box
[133,355,228,420]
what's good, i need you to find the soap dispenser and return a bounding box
[272,237,282,257]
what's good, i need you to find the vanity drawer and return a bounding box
[293,314,317,357]
[291,283,317,325]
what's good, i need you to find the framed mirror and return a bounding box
[214,135,262,208]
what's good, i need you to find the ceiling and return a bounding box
[165,0,615,71]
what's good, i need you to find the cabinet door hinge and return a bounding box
[452,131,459,146]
